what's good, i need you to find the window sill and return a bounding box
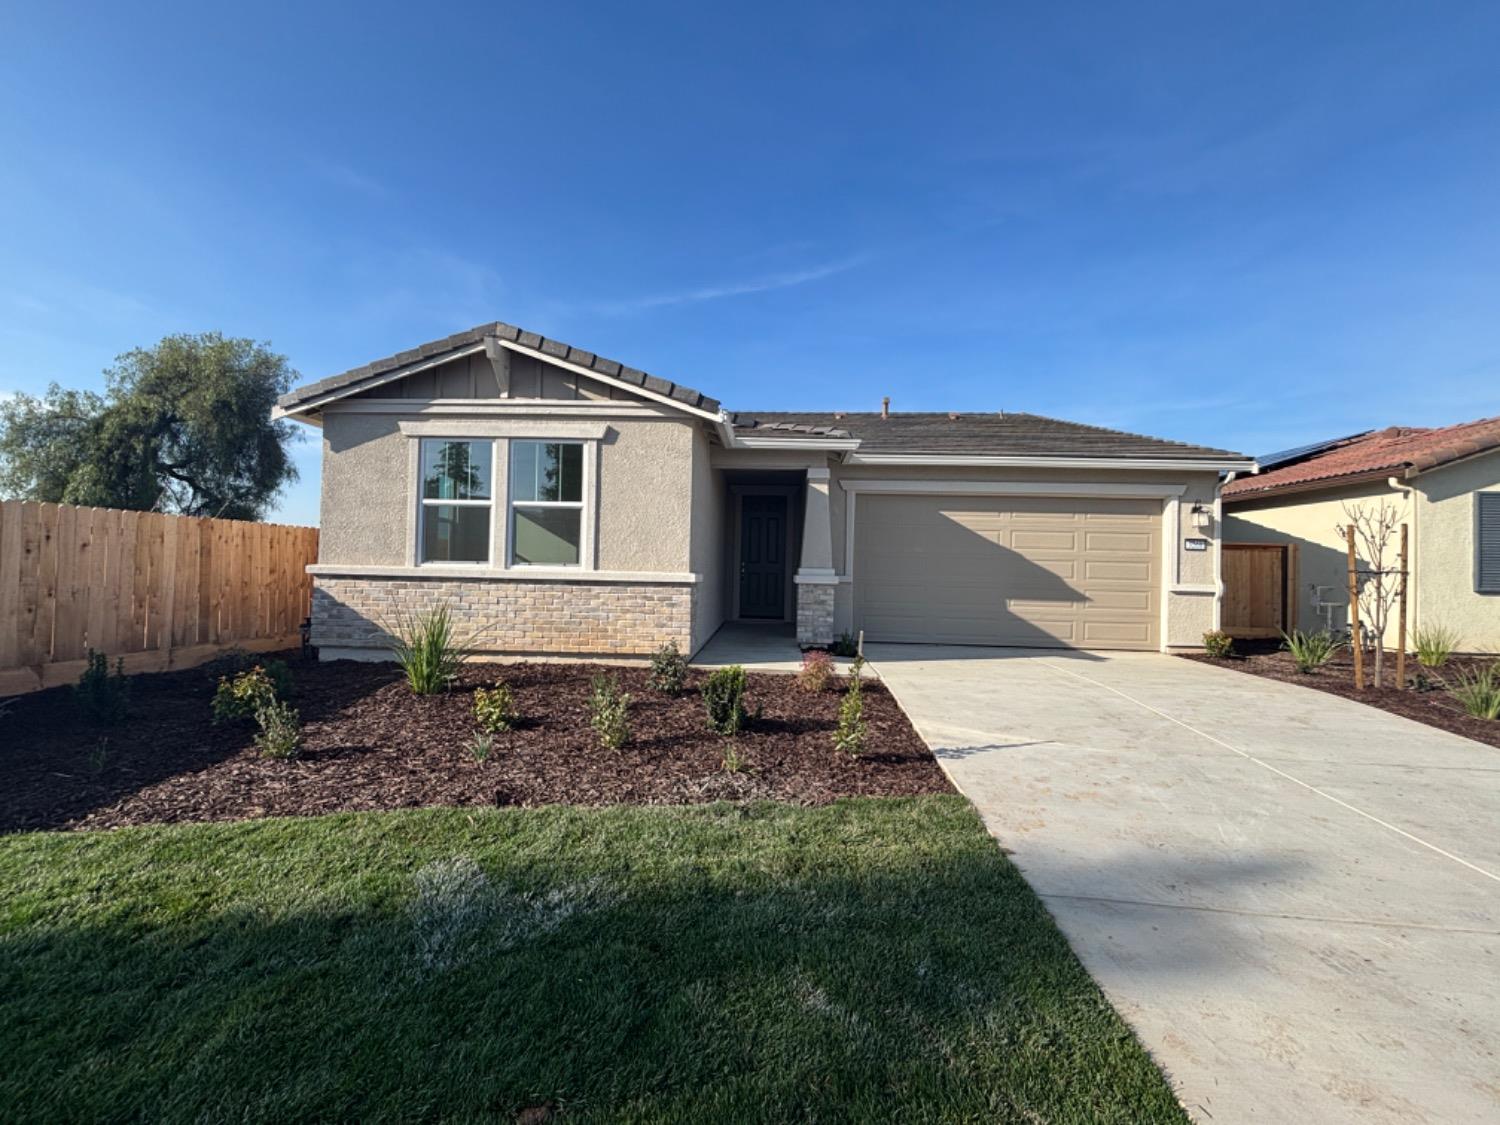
[308,564,699,584]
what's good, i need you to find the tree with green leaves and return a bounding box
[0,332,300,520]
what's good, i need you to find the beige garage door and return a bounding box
[854,494,1161,649]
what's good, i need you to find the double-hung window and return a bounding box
[419,439,493,564]
[510,441,584,566]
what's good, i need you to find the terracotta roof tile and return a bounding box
[1223,416,1500,499]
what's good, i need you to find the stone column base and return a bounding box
[795,581,836,647]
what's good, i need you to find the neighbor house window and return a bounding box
[510,441,584,566]
[1479,492,1500,593]
[419,439,493,564]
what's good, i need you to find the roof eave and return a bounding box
[1221,467,1400,504]
[843,452,1258,472]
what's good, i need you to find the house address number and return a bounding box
[1184,538,1209,552]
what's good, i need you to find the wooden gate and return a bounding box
[1221,542,1297,639]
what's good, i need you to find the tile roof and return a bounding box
[1222,416,1500,499]
[731,411,1248,460]
[278,321,722,415]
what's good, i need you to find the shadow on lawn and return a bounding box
[0,816,1226,1124]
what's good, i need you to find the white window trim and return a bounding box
[415,438,497,567]
[507,439,592,570]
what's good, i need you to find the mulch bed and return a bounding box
[1182,642,1500,750]
[0,655,951,832]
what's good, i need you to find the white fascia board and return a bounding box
[277,344,490,418]
[496,340,725,423]
[840,479,1188,498]
[734,437,862,451]
[843,452,1258,473]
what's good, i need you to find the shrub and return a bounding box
[588,674,632,750]
[834,656,867,756]
[473,682,518,733]
[721,743,747,773]
[465,730,495,762]
[389,603,467,695]
[1202,630,1234,660]
[1446,662,1500,720]
[87,737,109,774]
[830,631,859,659]
[648,641,688,695]
[1413,622,1462,669]
[797,650,834,693]
[211,665,283,723]
[75,649,130,724]
[702,665,751,735]
[253,699,302,759]
[1281,629,1339,674]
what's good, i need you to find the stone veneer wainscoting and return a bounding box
[795,582,836,647]
[311,575,694,658]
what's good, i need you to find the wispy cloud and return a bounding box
[594,255,870,315]
[308,158,389,199]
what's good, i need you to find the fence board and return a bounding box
[0,502,317,696]
[1222,543,1289,638]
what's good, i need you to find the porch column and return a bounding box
[794,467,838,647]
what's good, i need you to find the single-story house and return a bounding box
[274,321,1256,658]
[1222,417,1500,649]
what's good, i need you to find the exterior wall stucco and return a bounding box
[1413,451,1500,651]
[826,462,1224,649]
[1223,480,1406,639]
[688,427,728,653]
[317,407,696,573]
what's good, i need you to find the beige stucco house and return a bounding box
[275,321,1255,659]
[1222,419,1500,650]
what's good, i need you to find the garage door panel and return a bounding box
[855,494,1160,650]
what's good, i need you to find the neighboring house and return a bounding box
[1222,418,1500,649]
[274,321,1254,659]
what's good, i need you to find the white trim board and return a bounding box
[308,564,699,584]
[496,339,725,423]
[840,479,1188,498]
[844,453,1256,472]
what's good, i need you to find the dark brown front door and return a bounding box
[739,495,787,619]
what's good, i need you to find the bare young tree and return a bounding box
[1336,499,1408,688]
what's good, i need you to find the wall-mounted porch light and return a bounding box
[1190,502,1212,531]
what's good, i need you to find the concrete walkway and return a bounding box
[867,645,1500,1125]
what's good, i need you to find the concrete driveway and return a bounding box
[867,645,1500,1125]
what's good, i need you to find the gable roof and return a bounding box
[276,321,721,416]
[732,411,1249,462]
[1222,416,1500,500]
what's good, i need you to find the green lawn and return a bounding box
[1,797,1185,1123]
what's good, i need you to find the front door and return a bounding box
[739,495,787,619]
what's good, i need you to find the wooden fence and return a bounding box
[0,501,318,696]
[1221,542,1298,639]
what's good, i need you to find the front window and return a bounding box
[419,439,492,563]
[510,441,584,566]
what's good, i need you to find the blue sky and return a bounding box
[3,1,1499,526]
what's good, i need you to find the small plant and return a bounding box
[1282,629,1339,674]
[830,631,859,659]
[75,649,130,724]
[834,656,867,756]
[721,742,747,773]
[1446,662,1500,720]
[253,699,302,759]
[648,641,688,695]
[86,737,110,774]
[212,665,280,723]
[1202,630,1234,660]
[1413,622,1462,669]
[388,603,468,695]
[465,730,495,762]
[588,674,632,750]
[473,682,518,733]
[702,665,751,735]
[798,650,834,693]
